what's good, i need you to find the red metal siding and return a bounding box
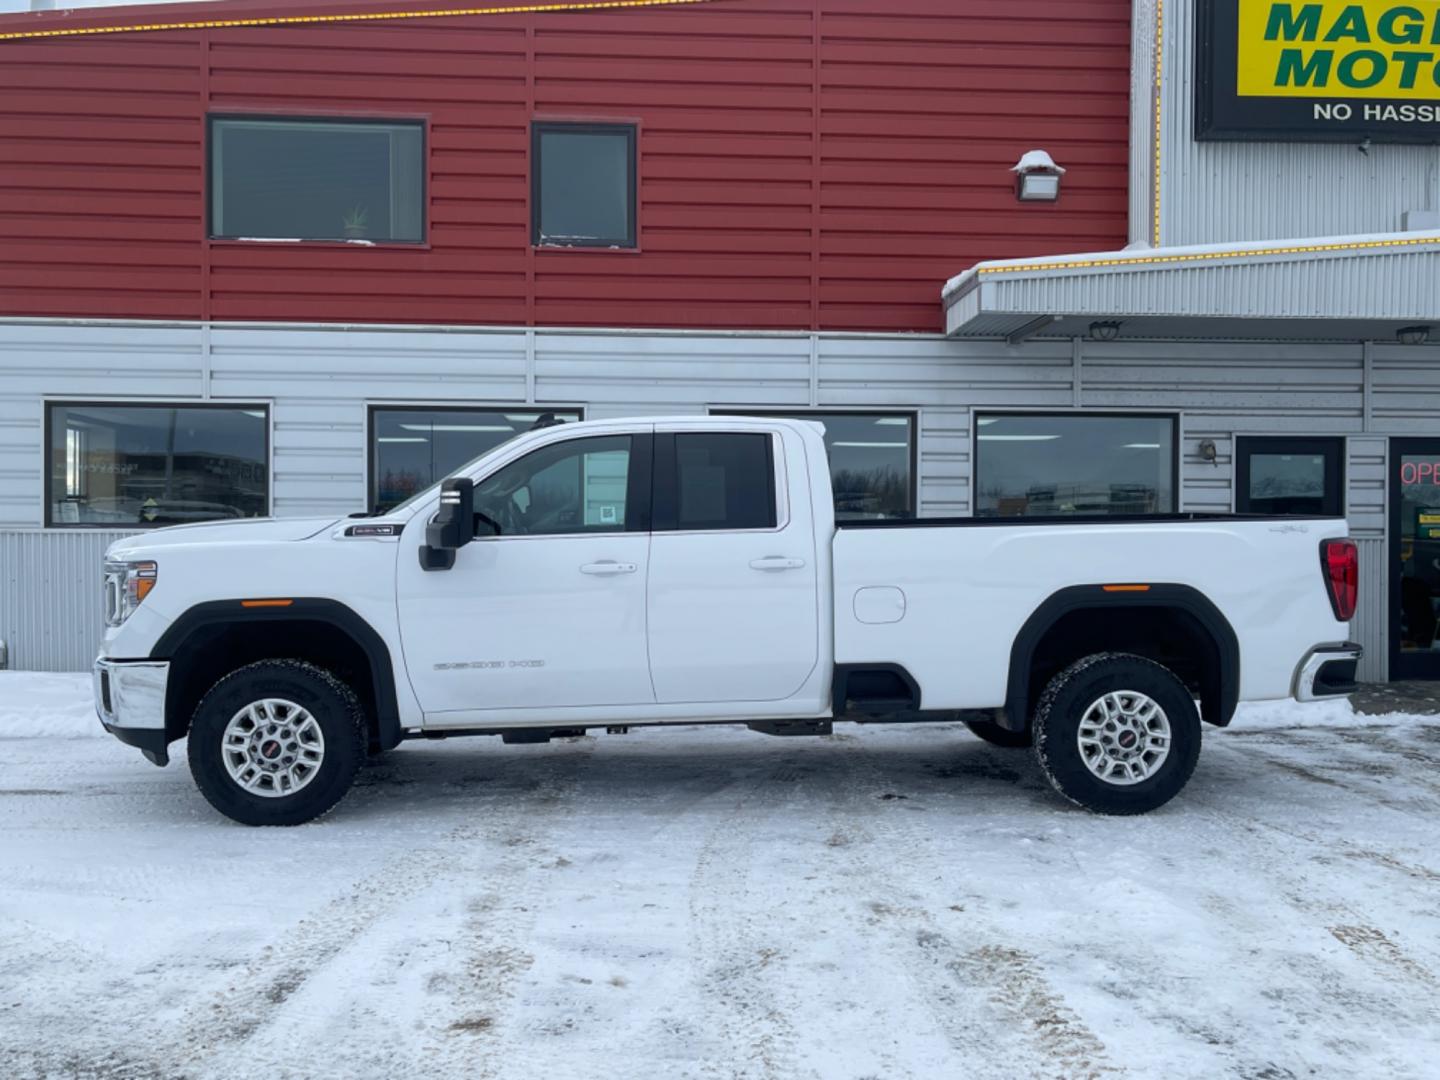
[0,0,1131,333]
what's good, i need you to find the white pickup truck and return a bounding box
[94,416,1361,825]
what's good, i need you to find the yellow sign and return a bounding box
[1421,513,1440,523]
[1238,1,1440,98]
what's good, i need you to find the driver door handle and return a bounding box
[580,561,637,576]
[749,556,806,571]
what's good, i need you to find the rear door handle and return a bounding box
[749,556,806,571]
[580,561,637,576]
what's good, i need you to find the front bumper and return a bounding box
[93,657,171,766]
[1294,642,1363,702]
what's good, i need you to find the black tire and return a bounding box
[187,659,366,826]
[1032,652,1201,815]
[964,718,1033,748]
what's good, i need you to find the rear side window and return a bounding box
[660,433,777,531]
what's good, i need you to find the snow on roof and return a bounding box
[1010,149,1065,175]
[941,228,1440,302]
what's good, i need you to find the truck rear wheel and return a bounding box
[1032,652,1200,815]
[187,660,366,826]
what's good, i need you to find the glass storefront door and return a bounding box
[1391,440,1440,680]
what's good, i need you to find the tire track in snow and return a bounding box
[1178,782,1440,1063]
[817,732,1121,1080]
[685,750,817,1080]
[413,745,602,1080]
[158,740,600,1080]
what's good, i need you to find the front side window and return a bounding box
[210,117,425,242]
[475,435,634,536]
[532,122,636,247]
[712,411,914,520]
[371,408,582,513]
[976,413,1176,517]
[48,403,268,527]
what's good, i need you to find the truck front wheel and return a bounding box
[187,660,366,826]
[1032,652,1200,815]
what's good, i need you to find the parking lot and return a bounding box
[2,674,1438,1080]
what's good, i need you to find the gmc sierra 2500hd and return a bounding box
[94,416,1361,825]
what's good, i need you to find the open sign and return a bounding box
[1401,460,1440,485]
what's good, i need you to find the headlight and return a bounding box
[103,559,158,627]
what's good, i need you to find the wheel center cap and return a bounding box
[260,739,282,759]
[1118,730,1139,749]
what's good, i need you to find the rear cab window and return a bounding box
[655,431,778,531]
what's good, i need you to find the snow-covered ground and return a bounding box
[2,673,1438,1080]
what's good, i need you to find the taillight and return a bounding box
[1320,538,1358,622]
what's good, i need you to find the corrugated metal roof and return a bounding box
[944,230,1440,338]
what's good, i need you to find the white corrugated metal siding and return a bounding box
[1372,342,1440,433]
[1353,539,1387,684]
[0,529,134,672]
[1153,0,1440,248]
[1128,0,1159,246]
[1347,437,1389,682]
[3,320,1437,675]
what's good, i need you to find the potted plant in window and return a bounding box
[342,205,369,240]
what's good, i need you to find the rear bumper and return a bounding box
[1294,642,1362,702]
[93,657,171,766]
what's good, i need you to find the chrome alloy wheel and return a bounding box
[221,698,325,798]
[1076,690,1171,786]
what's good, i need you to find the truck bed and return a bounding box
[831,514,1350,711]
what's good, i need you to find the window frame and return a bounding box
[710,409,919,521]
[1234,435,1345,517]
[972,410,1181,519]
[366,403,585,515]
[471,432,653,538]
[652,430,781,534]
[207,113,429,246]
[530,120,639,250]
[43,399,273,530]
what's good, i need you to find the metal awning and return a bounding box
[943,230,1440,341]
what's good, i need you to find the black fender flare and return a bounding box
[150,598,404,751]
[1003,584,1240,730]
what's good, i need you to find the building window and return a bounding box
[975,413,1177,517]
[1236,436,1343,517]
[47,403,268,527]
[531,122,636,248]
[370,407,582,513]
[711,411,915,520]
[209,117,425,243]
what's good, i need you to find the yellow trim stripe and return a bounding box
[0,0,721,42]
[976,235,1440,277]
[1151,0,1164,248]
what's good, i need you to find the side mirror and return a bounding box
[418,476,474,572]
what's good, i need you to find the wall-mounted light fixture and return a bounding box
[1198,438,1218,465]
[1012,149,1065,202]
[1088,320,1122,342]
[1397,325,1431,346]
